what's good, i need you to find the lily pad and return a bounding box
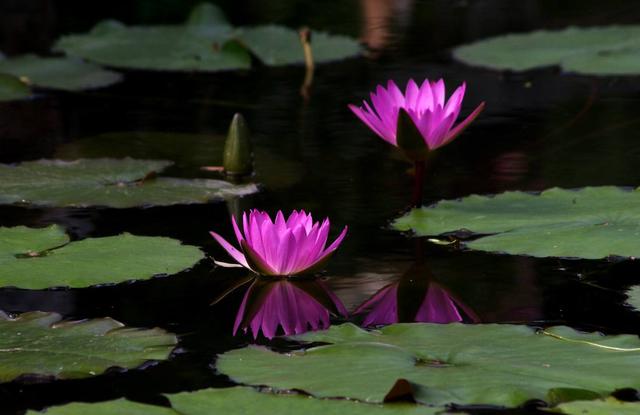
[169,387,443,415]
[0,54,122,91]
[54,4,361,72]
[0,311,176,382]
[217,323,640,407]
[552,398,640,414]
[0,73,30,101]
[0,225,204,289]
[0,158,257,208]
[27,399,176,415]
[452,26,640,75]
[393,187,640,259]
[30,387,445,415]
[237,25,362,66]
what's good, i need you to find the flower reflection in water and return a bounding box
[233,278,347,339]
[355,262,479,326]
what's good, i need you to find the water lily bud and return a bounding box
[223,113,253,176]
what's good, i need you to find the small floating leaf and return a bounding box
[217,323,640,407]
[0,311,176,382]
[553,398,640,414]
[0,73,30,101]
[0,158,257,208]
[0,225,204,289]
[453,26,640,75]
[0,55,122,91]
[394,187,640,259]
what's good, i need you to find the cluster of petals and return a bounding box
[349,78,484,150]
[355,281,479,326]
[210,209,348,277]
[234,279,347,339]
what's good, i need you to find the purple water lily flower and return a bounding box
[234,278,348,339]
[210,210,348,277]
[349,78,485,153]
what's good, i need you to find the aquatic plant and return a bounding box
[233,278,347,339]
[349,78,484,155]
[210,209,348,276]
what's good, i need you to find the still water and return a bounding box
[1,0,640,413]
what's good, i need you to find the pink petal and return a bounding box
[241,240,278,275]
[442,101,485,146]
[386,80,405,107]
[444,83,465,119]
[431,79,445,108]
[209,230,250,270]
[232,215,245,244]
[404,79,420,111]
[349,103,391,143]
[416,79,434,113]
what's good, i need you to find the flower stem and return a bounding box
[412,160,426,208]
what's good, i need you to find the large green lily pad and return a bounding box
[0,54,122,91]
[453,26,640,75]
[217,323,640,407]
[30,387,445,415]
[54,4,361,72]
[552,398,640,414]
[0,73,30,101]
[0,311,176,382]
[0,158,257,208]
[0,225,204,289]
[393,186,640,259]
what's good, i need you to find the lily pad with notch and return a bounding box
[0,311,176,383]
[0,224,204,289]
[216,322,640,407]
[393,186,640,259]
[0,158,257,208]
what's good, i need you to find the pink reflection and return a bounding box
[234,278,347,339]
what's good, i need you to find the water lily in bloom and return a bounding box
[348,78,485,159]
[210,209,348,277]
[234,278,347,339]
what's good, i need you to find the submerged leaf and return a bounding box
[0,311,176,382]
[0,73,30,101]
[0,225,204,289]
[217,323,640,407]
[394,187,640,259]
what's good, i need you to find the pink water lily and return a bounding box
[349,78,485,152]
[210,209,348,277]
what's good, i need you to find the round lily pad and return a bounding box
[54,4,360,72]
[217,323,640,407]
[393,186,640,259]
[0,73,30,101]
[0,54,122,91]
[0,158,257,208]
[0,311,177,382]
[0,225,204,289]
[452,25,640,75]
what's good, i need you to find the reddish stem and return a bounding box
[411,160,426,208]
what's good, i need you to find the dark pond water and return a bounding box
[2,0,640,413]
